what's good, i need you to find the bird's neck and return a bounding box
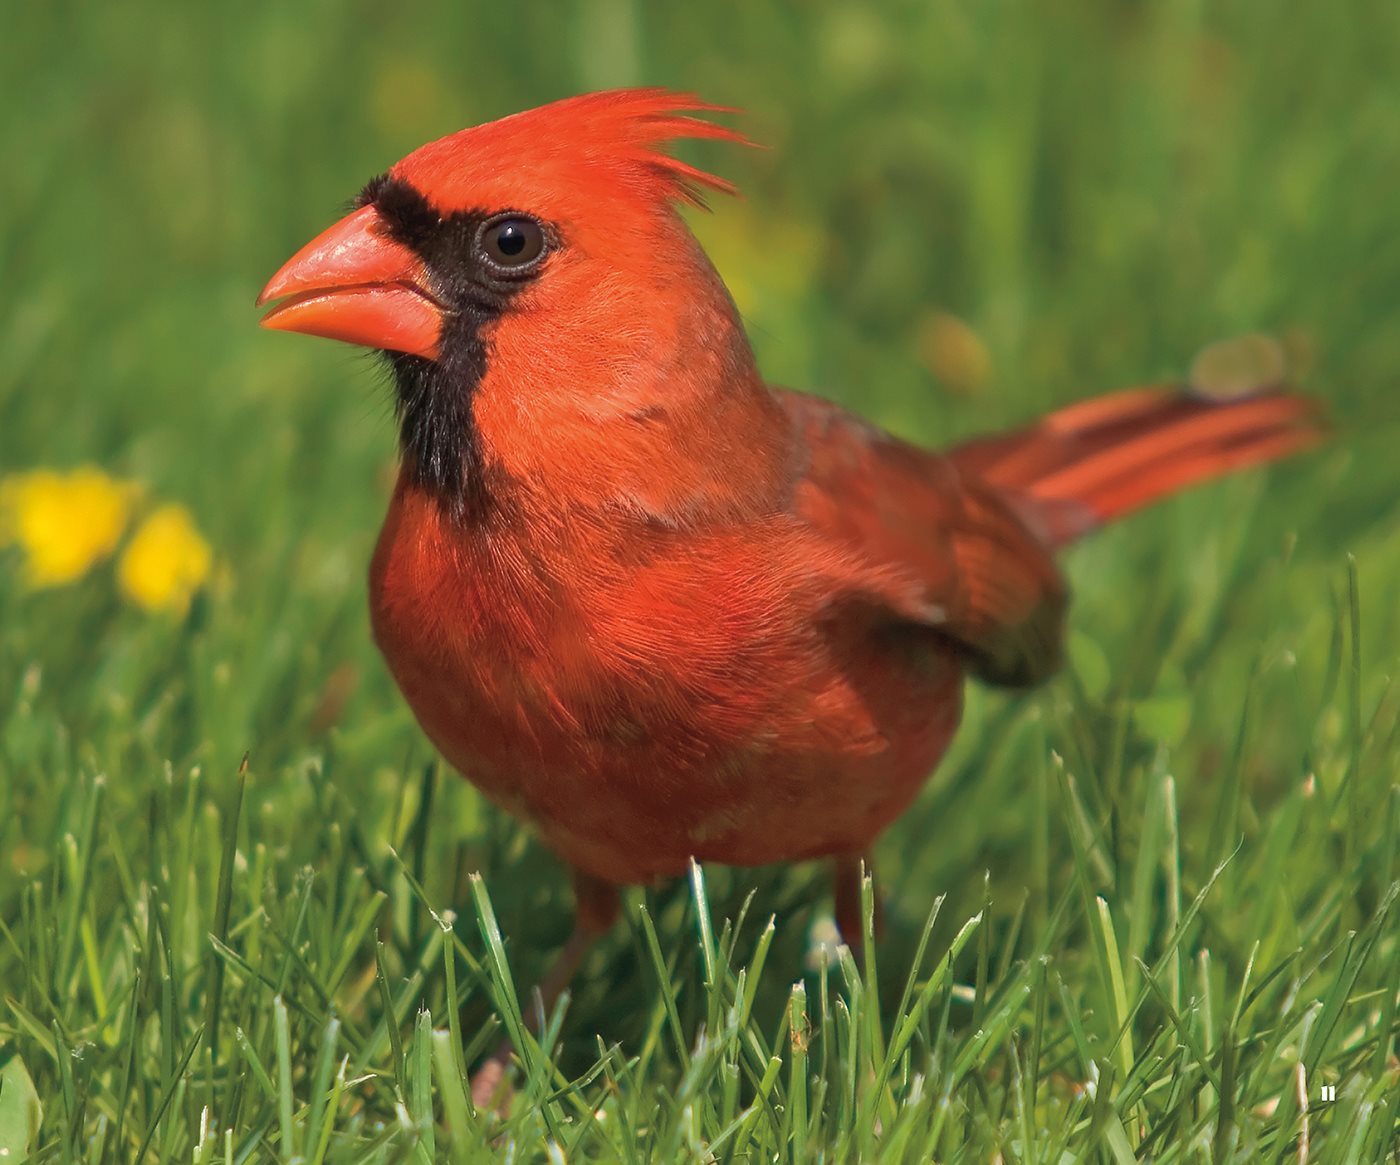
[398,270,793,528]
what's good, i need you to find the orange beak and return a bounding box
[257,205,444,360]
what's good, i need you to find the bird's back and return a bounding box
[778,389,1072,687]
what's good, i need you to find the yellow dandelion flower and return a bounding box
[0,467,139,588]
[117,504,212,614]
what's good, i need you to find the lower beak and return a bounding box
[257,204,443,360]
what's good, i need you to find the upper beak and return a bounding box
[257,204,443,360]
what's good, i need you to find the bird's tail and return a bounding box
[950,385,1325,547]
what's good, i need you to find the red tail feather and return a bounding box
[951,385,1324,546]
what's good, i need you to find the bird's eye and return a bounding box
[478,215,547,273]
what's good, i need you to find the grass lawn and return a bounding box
[3,1,1400,1160]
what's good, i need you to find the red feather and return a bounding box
[258,91,1324,1102]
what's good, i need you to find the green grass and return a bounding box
[4,0,1400,1160]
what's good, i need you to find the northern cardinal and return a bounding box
[258,89,1321,1100]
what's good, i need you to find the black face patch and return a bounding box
[355,173,553,519]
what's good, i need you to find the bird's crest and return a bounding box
[392,88,751,212]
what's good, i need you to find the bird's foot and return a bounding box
[469,1046,514,1114]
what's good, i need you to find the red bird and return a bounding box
[258,89,1321,1098]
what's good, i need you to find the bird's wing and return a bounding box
[778,389,1071,687]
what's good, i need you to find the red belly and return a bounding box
[369,487,965,885]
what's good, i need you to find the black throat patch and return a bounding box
[356,173,541,520]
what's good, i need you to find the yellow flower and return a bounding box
[0,467,138,587]
[117,504,212,613]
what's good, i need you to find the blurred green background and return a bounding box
[3,0,1400,1154]
[7,0,1400,954]
[5,0,1397,829]
[6,0,1400,996]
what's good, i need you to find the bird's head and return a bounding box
[258,89,758,517]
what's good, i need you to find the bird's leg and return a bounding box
[469,868,620,1110]
[832,853,884,961]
